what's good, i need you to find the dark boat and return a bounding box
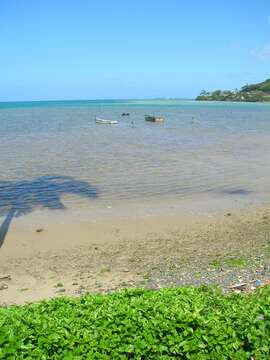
[145,115,164,122]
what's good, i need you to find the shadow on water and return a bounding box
[0,175,98,248]
[221,188,252,196]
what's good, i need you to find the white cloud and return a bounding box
[251,44,270,61]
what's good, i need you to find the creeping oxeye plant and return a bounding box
[0,286,270,359]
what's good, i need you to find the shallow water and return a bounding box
[1,99,270,218]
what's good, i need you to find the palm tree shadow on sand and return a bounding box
[0,175,98,248]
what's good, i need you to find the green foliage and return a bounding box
[224,256,249,268]
[1,287,270,359]
[209,256,249,269]
[196,79,270,102]
[241,79,270,94]
[209,259,222,268]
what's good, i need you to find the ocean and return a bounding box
[1,99,270,220]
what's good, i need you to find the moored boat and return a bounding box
[95,117,118,125]
[145,115,164,122]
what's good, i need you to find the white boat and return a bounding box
[95,117,118,125]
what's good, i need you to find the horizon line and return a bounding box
[0,97,194,104]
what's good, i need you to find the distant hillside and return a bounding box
[196,79,270,102]
[241,79,270,94]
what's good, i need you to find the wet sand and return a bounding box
[1,201,270,305]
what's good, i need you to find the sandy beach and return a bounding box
[1,200,270,306]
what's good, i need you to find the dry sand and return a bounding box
[1,204,270,305]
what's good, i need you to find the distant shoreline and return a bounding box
[196,78,270,103]
[196,99,270,104]
[0,98,193,105]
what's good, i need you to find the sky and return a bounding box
[0,0,270,101]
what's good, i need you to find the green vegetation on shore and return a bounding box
[196,79,270,102]
[1,287,270,359]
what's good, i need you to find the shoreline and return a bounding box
[1,202,270,305]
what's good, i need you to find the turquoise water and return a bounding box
[1,98,270,109]
[1,99,270,217]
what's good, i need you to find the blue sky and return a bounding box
[0,0,269,101]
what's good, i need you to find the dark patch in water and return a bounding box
[222,188,252,196]
[0,175,98,248]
